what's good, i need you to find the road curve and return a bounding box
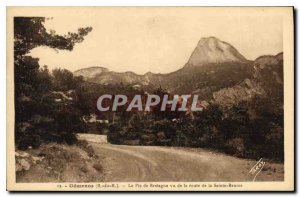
[91,143,284,182]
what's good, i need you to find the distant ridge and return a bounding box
[74,67,109,79]
[72,37,282,98]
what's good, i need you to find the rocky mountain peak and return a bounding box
[187,37,247,66]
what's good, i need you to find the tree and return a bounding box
[52,68,83,91]
[14,17,92,148]
[14,17,92,56]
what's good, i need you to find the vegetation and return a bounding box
[107,88,284,162]
[14,17,92,149]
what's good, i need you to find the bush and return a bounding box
[77,140,95,157]
[224,137,245,157]
[17,134,41,150]
[61,132,78,145]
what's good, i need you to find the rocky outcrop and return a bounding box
[15,151,44,172]
[16,143,104,183]
[253,52,283,90]
[212,79,265,108]
[187,37,247,66]
[212,52,283,109]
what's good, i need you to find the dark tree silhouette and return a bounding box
[14,17,92,149]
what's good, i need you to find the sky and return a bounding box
[28,7,283,74]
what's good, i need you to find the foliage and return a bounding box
[14,17,92,149]
[107,96,283,162]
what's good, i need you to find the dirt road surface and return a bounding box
[91,143,284,182]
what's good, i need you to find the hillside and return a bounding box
[212,52,283,108]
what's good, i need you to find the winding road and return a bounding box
[91,143,284,182]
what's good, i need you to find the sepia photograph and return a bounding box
[6,6,294,191]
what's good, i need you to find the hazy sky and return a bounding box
[28,7,283,74]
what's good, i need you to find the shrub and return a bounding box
[224,137,245,157]
[61,132,78,145]
[77,140,95,157]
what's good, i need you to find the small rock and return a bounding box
[15,163,23,172]
[19,152,30,158]
[32,156,43,162]
[18,159,30,171]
